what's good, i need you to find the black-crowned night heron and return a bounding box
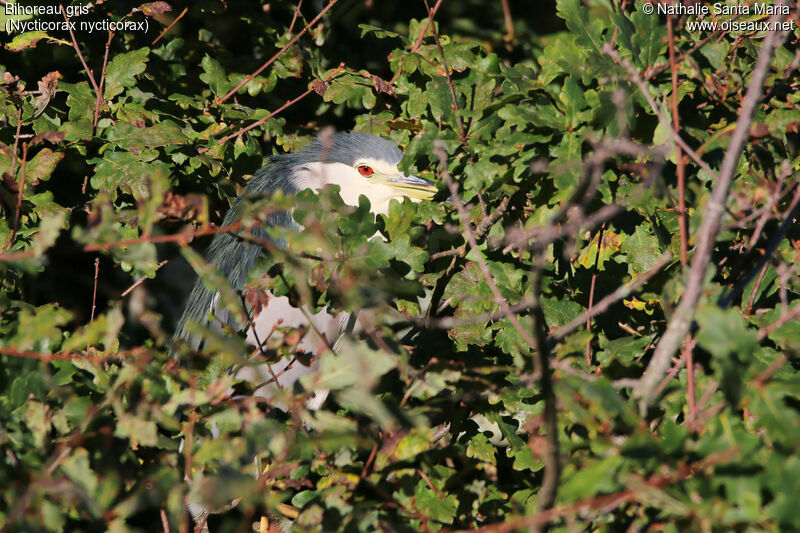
[176,131,436,404]
[175,131,436,529]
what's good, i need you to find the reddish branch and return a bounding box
[93,31,114,134]
[206,65,344,152]
[81,221,245,252]
[216,0,339,105]
[0,346,150,363]
[425,0,466,142]
[60,4,104,110]
[453,448,738,533]
[389,0,444,85]
[151,6,188,45]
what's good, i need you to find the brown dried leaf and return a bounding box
[30,131,66,146]
[371,74,394,96]
[245,287,270,317]
[310,79,328,96]
[158,191,198,221]
[132,2,172,17]
[2,72,20,85]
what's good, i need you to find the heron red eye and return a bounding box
[357,165,374,177]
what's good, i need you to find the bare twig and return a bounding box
[757,302,800,342]
[528,261,560,531]
[60,4,103,99]
[603,44,718,181]
[666,15,688,266]
[550,251,673,343]
[433,141,536,348]
[93,31,114,134]
[287,0,304,34]
[2,140,27,253]
[90,258,100,322]
[424,0,466,141]
[430,196,510,260]
[161,509,170,533]
[389,0,444,85]
[216,0,339,104]
[633,21,786,408]
[152,6,188,45]
[500,0,515,44]
[121,260,169,297]
[584,223,606,365]
[411,0,444,53]
[206,66,344,151]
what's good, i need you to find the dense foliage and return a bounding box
[2,0,799,531]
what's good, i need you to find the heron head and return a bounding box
[286,132,437,214]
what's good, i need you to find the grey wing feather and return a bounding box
[174,158,299,349]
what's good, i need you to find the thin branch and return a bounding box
[60,4,102,98]
[584,223,606,365]
[550,251,673,343]
[603,44,718,182]
[429,196,510,261]
[389,0,444,85]
[160,509,170,533]
[633,21,786,409]
[152,6,188,45]
[2,141,27,253]
[411,0,444,53]
[528,260,560,530]
[757,302,800,342]
[90,258,100,323]
[287,0,304,34]
[666,15,688,266]
[216,0,339,105]
[433,141,536,348]
[425,0,466,142]
[121,260,169,297]
[205,66,344,152]
[500,0,515,44]
[93,30,114,134]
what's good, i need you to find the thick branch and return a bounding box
[633,23,786,409]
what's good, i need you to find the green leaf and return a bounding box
[25,148,63,184]
[414,479,458,524]
[4,31,52,52]
[104,48,150,100]
[105,121,187,150]
[466,433,497,465]
[619,225,662,275]
[199,54,234,97]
